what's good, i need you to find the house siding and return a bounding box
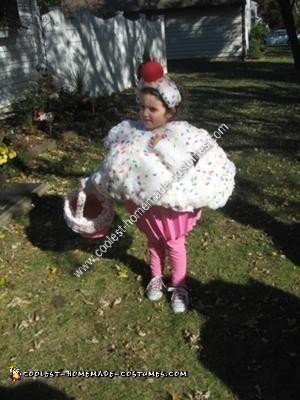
[0,0,41,110]
[165,7,243,59]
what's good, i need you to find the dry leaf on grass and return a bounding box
[185,390,211,400]
[136,326,146,337]
[33,329,44,338]
[99,299,110,309]
[86,336,99,344]
[194,390,211,400]
[115,265,128,279]
[183,329,201,351]
[47,266,58,274]
[81,297,94,305]
[28,339,45,352]
[117,270,128,279]
[7,297,31,308]
[111,297,122,308]
[18,320,29,331]
[96,308,104,316]
[170,391,182,400]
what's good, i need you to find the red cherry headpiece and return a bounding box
[139,61,164,83]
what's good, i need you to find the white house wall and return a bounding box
[0,0,42,110]
[42,8,166,97]
[165,7,243,59]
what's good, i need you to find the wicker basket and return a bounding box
[64,179,114,238]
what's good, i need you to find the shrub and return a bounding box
[248,38,262,59]
[251,22,269,43]
[10,82,48,127]
[248,22,269,59]
[10,76,58,128]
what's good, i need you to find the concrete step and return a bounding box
[0,183,49,225]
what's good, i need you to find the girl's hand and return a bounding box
[148,132,167,148]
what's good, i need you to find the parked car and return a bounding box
[265,29,300,45]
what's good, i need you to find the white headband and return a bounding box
[137,76,181,109]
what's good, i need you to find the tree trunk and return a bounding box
[277,0,300,69]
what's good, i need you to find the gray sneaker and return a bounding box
[168,286,189,313]
[146,276,165,301]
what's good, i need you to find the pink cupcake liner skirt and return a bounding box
[124,199,202,243]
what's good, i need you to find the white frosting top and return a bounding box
[90,119,236,212]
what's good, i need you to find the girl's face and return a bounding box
[139,93,174,131]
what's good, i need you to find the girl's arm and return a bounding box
[149,134,199,173]
[150,126,217,173]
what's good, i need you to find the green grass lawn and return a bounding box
[0,51,299,400]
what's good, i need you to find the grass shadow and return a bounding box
[0,381,74,400]
[222,199,300,266]
[114,237,300,400]
[188,277,300,400]
[168,59,300,84]
[24,193,151,280]
[25,193,89,252]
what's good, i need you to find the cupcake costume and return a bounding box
[90,119,235,212]
[64,60,236,296]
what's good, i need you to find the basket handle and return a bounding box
[75,189,87,219]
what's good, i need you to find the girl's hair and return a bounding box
[139,78,187,120]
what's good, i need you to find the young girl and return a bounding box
[88,61,236,313]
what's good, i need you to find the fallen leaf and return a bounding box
[117,270,128,279]
[33,329,44,338]
[86,336,99,344]
[34,339,44,350]
[194,390,211,400]
[18,320,29,331]
[47,267,58,274]
[170,391,182,400]
[111,297,122,307]
[99,299,110,309]
[7,297,31,308]
[137,328,146,337]
[115,265,128,279]
[81,297,94,305]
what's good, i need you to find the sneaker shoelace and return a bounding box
[168,286,189,303]
[147,276,164,292]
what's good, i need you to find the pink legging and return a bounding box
[148,235,187,287]
[124,200,202,287]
